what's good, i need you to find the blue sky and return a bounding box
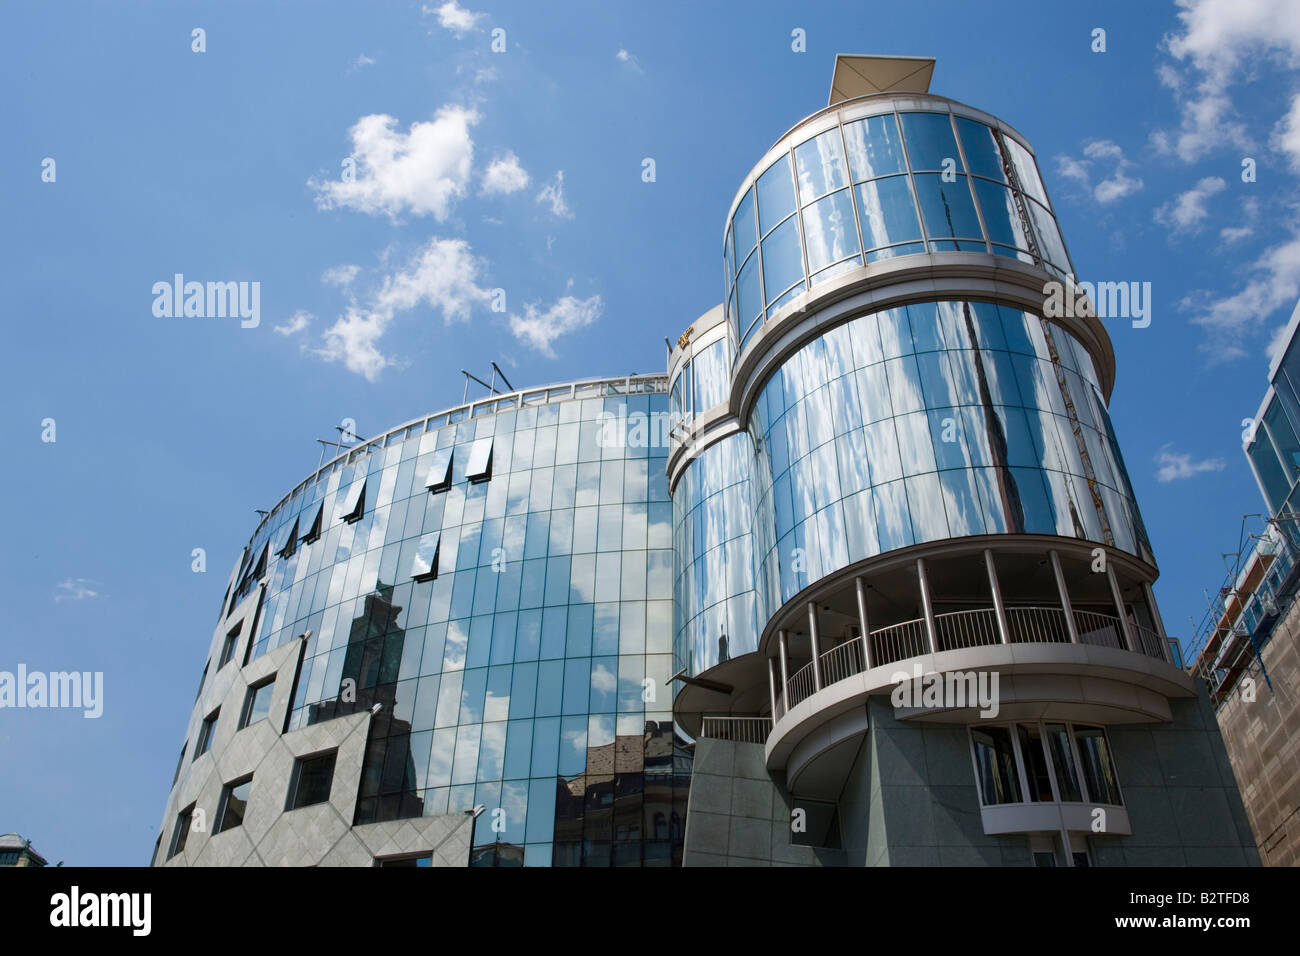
[3,0,1299,864]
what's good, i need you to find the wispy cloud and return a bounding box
[509,290,601,357]
[274,310,313,336]
[615,48,642,73]
[311,238,494,380]
[1154,175,1226,234]
[1184,226,1300,362]
[425,1,484,37]
[1054,140,1144,204]
[55,578,101,603]
[536,170,573,219]
[322,264,361,288]
[1155,445,1227,482]
[347,53,375,74]
[1152,0,1300,164]
[309,107,478,221]
[480,151,530,195]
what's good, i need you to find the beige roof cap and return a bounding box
[829,54,936,105]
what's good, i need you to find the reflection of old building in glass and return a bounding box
[668,55,1255,866]
[154,53,1257,868]
[155,376,686,867]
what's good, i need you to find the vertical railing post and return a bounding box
[1106,563,1140,654]
[984,549,1011,645]
[808,603,823,692]
[856,576,874,670]
[1050,550,1080,644]
[917,558,939,655]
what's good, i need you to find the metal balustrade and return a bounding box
[1005,605,1072,644]
[820,639,866,685]
[786,661,818,710]
[776,602,1172,725]
[701,716,772,744]
[934,607,1001,651]
[1133,623,1166,661]
[870,618,930,667]
[1073,609,1126,650]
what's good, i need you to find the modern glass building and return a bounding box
[667,55,1255,867]
[155,54,1256,868]
[154,375,690,867]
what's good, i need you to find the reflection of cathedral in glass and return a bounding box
[177,378,687,866]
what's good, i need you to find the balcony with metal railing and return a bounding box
[771,604,1168,722]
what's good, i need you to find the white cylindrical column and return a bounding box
[1106,562,1140,654]
[917,558,938,655]
[808,602,823,692]
[984,549,1010,645]
[767,656,779,720]
[1050,550,1080,644]
[856,576,874,670]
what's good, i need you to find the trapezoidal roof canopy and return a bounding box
[828,54,936,105]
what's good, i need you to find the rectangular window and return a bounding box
[168,804,196,859]
[466,438,493,482]
[239,679,275,729]
[376,853,433,867]
[339,479,367,524]
[172,744,187,786]
[195,708,219,758]
[425,447,454,492]
[970,726,1021,805]
[1016,724,1054,802]
[274,518,299,558]
[1044,722,1082,801]
[215,776,253,833]
[286,750,337,811]
[301,502,324,544]
[218,623,241,669]
[411,532,441,581]
[1073,725,1123,805]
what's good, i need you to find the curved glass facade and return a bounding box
[219,384,687,866]
[672,302,1154,675]
[747,302,1151,623]
[725,104,1072,354]
[672,432,760,680]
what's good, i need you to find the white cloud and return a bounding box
[1054,140,1144,204]
[480,151,530,195]
[348,53,375,73]
[509,293,602,357]
[312,238,494,380]
[1220,197,1260,243]
[322,264,361,288]
[1154,0,1300,163]
[1274,92,1300,172]
[426,1,484,36]
[55,578,100,603]
[274,310,313,336]
[1155,446,1227,482]
[1185,227,1300,361]
[536,170,573,219]
[1154,175,1227,233]
[616,48,643,72]
[309,107,478,220]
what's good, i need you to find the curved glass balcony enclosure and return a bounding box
[723,98,1072,357]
